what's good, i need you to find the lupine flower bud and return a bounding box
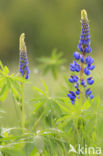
[73,52,80,60]
[85,56,94,64]
[67,10,95,104]
[81,79,86,87]
[78,10,91,53]
[67,91,76,104]
[69,75,78,83]
[85,88,92,95]
[19,33,30,79]
[76,89,80,95]
[87,77,94,85]
[80,55,85,63]
[84,67,91,75]
[70,61,81,72]
[89,94,94,99]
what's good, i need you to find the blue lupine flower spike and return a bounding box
[19,33,30,79]
[67,10,95,104]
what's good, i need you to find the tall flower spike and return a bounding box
[67,10,95,104]
[19,33,30,79]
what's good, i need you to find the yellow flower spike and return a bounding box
[81,9,88,21]
[19,33,26,52]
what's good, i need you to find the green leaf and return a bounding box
[32,101,45,113]
[56,101,70,114]
[9,78,22,94]
[41,80,49,97]
[0,83,9,102]
[0,61,3,70]
[3,66,9,75]
[37,49,66,78]
[52,65,57,79]
[33,87,47,97]
[81,99,91,110]
[11,86,21,101]
[43,65,50,75]
[30,147,40,156]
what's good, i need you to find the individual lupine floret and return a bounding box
[74,82,79,89]
[76,89,80,95]
[67,91,76,104]
[70,61,81,72]
[85,88,94,99]
[80,55,85,63]
[69,75,78,83]
[85,88,92,95]
[81,79,86,87]
[84,56,95,76]
[19,33,30,79]
[87,77,94,85]
[67,10,95,104]
[73,52,80,60]
[84,67,91,75]
[85,56,94,64]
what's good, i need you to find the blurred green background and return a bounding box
[0,0,103,63]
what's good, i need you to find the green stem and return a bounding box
[80,52,85,102]
[21,81,25,131]
[80,53,85,81]
[12,95,21,126]
[31,110,45,132]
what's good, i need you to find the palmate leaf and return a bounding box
[43,65,50,75]
[32,80,62,129]
[55,97,95,128]
[33,87,47,97]
[41,80,49,96]
[37,49,66,79]
[32,98,47,113]
[0,61,23,105]
[33,80,49,98]
[51,65,57,79]
[0,83,9,102]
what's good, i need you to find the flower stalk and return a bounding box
[19,33,30,130]
[21,79,25,130]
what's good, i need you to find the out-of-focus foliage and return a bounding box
[37,49,66,79]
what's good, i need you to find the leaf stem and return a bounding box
[21,80,25,131]
[31,110,45,132]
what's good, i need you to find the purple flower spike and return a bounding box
[67,10,95,104]
[19,33,30,79]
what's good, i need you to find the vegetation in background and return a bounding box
[37,49,66,79]
[0,0,103,60]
